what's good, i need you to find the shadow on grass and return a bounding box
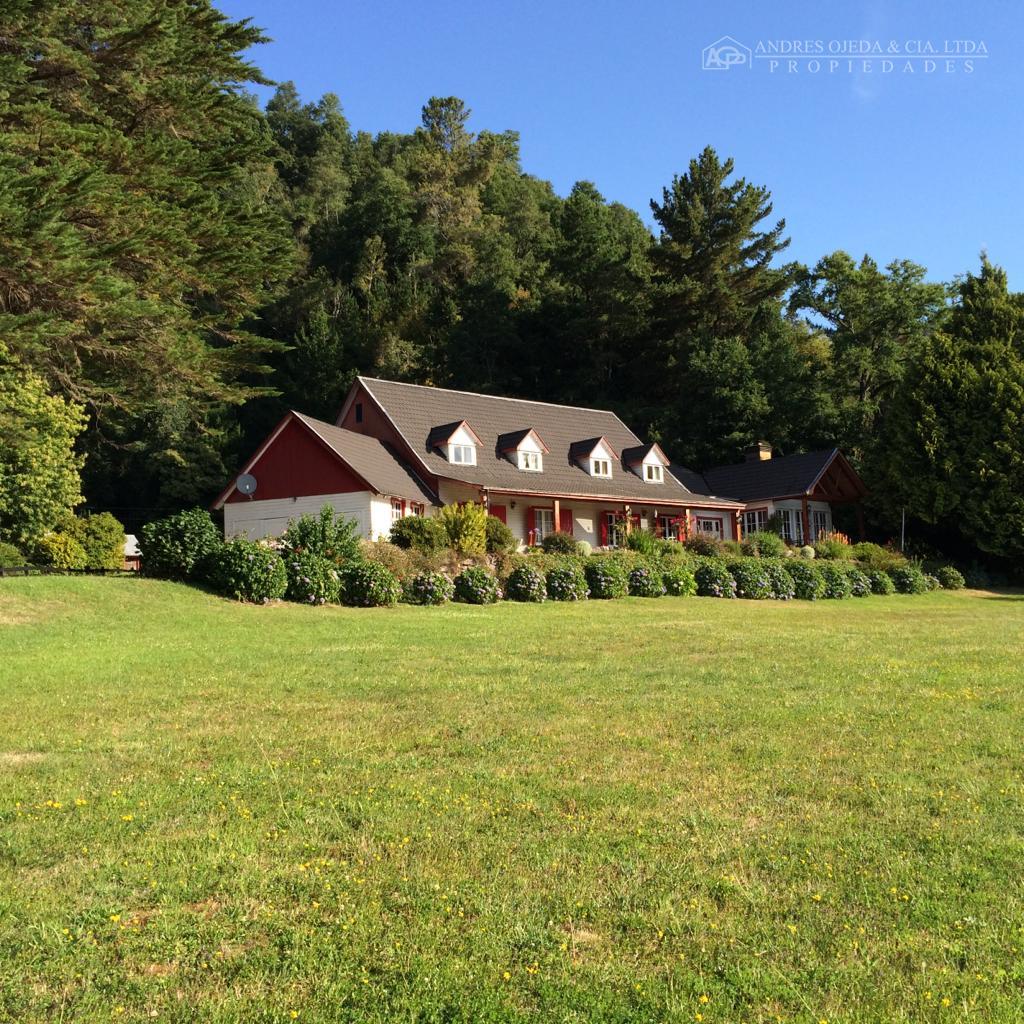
[975,588,1024,601]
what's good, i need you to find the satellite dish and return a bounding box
[237,473,257,496]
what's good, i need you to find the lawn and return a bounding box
[1,578,1022,1023]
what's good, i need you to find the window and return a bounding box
[390,498,405,522]
[777,508,803,544]
[410,503,424,517]
[518,450,542,472]
[604,512,626,547]
[591,458,612,478]
[450,444,476,465]
[812,509,830,541]
[644,463,663,483]
[657,515,680,541]
[354,402,363,424]
[533,508,555,543]
[744,508,767,535]
[696,516,723,538]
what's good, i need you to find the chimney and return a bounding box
[745,440,773,462]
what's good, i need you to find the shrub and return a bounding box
[453,565,500,604]
[684,533,723,558]
[541,531,578,555]
[851,541,906,572]
[577,540,592,557]
[784,560,825,600]
[139,507,221,580]
[741,530,786,558]
[846,567,872,597]
[504,565,547,602]
[628,565,665,597]
[584,558,629,599]
[762,559,796,600]
[662,564,697,597]
[936,566,966,590]
[923,573,941,592]
[867,570,895,595]
[209,539,287,603]
[624,529,659,557]
[729,559,773,599]
[284,551,340,605]
[403,571,454,606]
[339,561,401,607]
[722,539,743,557]
[695,558,737,598]
[963,563,992,589]
[390,515,447,554]
[814,531,853,560]
[799,545,816,559]
[547,564,588,601]
[60,512,125,569]
[0,541,24,567]
[280,505,361,566]
[819,563,852,599]
[889,565,929,595]
[35,532,87,569]
[439,503,487,555]
[485,515,517,554]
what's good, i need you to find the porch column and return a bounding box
[734,511,743,542]
[553,497,560,531]
[800,497,811,545]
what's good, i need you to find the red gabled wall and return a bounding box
[225,418,367,503]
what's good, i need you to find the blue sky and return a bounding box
[216,0,1022,287]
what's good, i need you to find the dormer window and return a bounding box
[497,427,549,473]
[450,443,476,465]
[519,450,542,472]
[644,464,663,483]
[623,442,670,483]
[591,458,612,478]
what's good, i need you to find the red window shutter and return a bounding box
[490,504,507,524]
[600,513,608,546]
[558,508,573,535]
[528,506,538,546]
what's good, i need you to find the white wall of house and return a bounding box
[223,491,398,541]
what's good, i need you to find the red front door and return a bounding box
[490,504,507,524]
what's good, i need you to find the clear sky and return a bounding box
[215,0,1022,287]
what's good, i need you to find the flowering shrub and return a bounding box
[761,559,795,600]
[584,558,629,599]
[453,565,500,604]
[936,565,966,590]
[546,565,588,601]
[729,559,773,599]
[846,567,872,597]
[662,564,697,597]
[923,573,941,592]
[741,530,786,558]
[695,559,737,598]
[819,563,852,599]
[867,570,896,595]
[285,551,341,605]
[339,561,400,607]
[541,531,579,555]
[209,538,287,603]
[403,571,455,606]
[505,565,547,602]
[889,565,929,595]
[628,565,665,597]
[814,534,852,560]
[139,507,221,580]
[784,560,824,600]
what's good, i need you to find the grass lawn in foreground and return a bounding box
[1,577,1023,1023]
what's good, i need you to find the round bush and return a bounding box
[210,539,287,603]
[814,538,850,560]
[684,533,723,558]
[339,561,401,607]
[846,567,872,597]
[923,573,941,592]
[628,565,665,597]
[585,558,629,599]
[285,551,340,605]
[485,515,517,555]
[889,565,929,595]
[799,545,816,559]
[403,571,454,606]
[576,540,593,557]
[741,531,786,558]
[761,560,795,600]
[729,559,773,599]
[624,529,659,557]
[867,570,895,595]
[139,507,221,580]
[505,565,547,602]
[662,564,697,597]
[547,565,588,601]
[695,559,737,598]
[936,565,966,590]
[390,515,447,554]
[541,531,579,555]
[819,563,852,599]
[0,541,25,568]
[453,565,500,604]
[784,560,825,600]
[34,532,87,569]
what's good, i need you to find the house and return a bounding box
[686,442,869,545]
[213,377,746,547]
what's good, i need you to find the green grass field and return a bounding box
[1,578,1023,1023]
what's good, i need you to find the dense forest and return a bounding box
[2,0,1022,570]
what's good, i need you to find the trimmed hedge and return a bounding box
[695,559,737,598]
[454,565,500,604]
[505,565,547,602]
[729,559,773,599]
[541,531,579,555]
[784,560,825,600]
[403,571,455,606]
[285,551,340,605]
[662,564,697,597]
[485,515,517,555]
[390,515,447,554]
[585,558,629,599]
[339,561,401,607]
[546,565,588,601]
[628,565,665,598]
[34,533,87,569]
[209,539,287,603]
